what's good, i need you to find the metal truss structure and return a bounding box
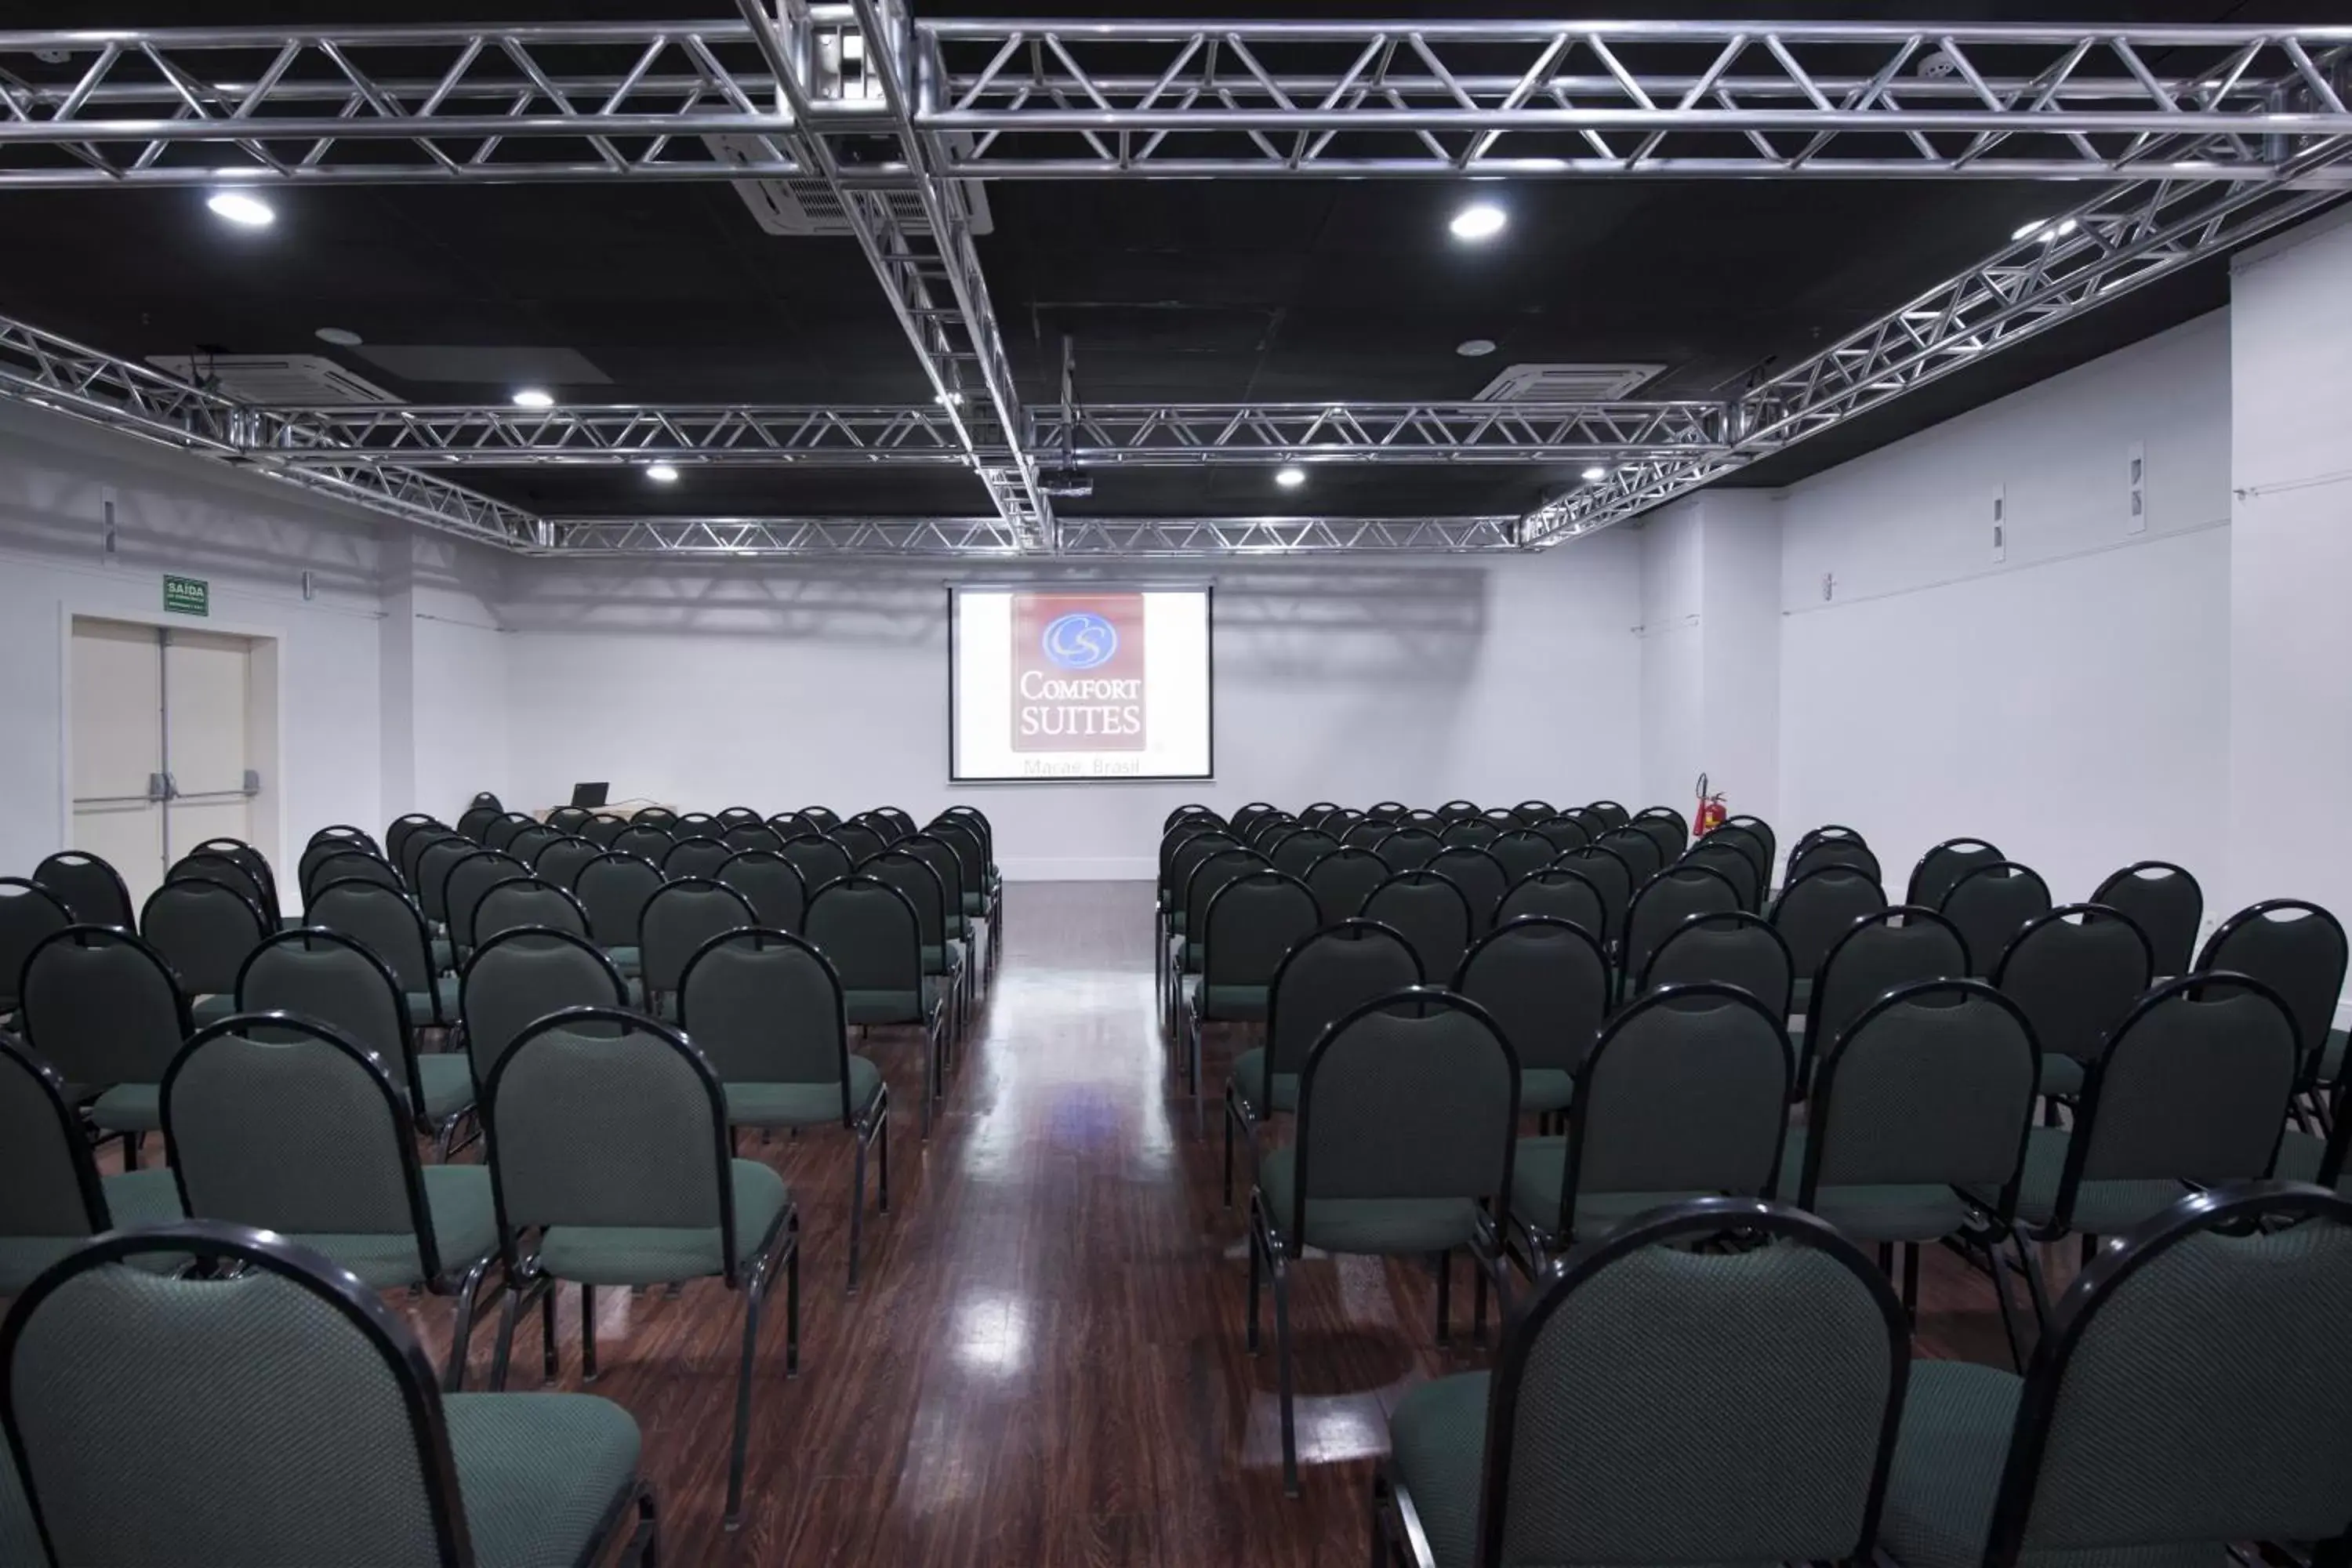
[1,14,2347,554]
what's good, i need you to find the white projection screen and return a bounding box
[949,586,1214,782]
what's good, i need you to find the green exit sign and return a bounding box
[162,574,209,617]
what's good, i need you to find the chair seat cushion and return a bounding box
[2321,1025,2347,1087]
[1386,1372,1490,1568]
[1878,1360,2022,1568]
[414,1052,477,1123]
[405,974,464,1027]
[1257,1145,1484,1257]
[1188,979,1269,1022]
[1229,1047,1298,1115]
[431,936,456,971]
[1965,1126,2189,1236]
[2271,1130,2348,1194]
[920,942,966,976]
[962,891,985,916]
[2038,1054,2085,1098]
[0,1169,190,1294]
[602,944,641,978]
[1773,1128,1979,1243]
[190,993,238,1026]
[724,1055,884,1128]
[1506,1136,1711,1245]
[444,1392,642,1568]
[1519,1068,1574,1115]
[292,1164,502,1289]
[844,982,945,1026]
[89,1083,160,1133]
[535,1159,789,1286]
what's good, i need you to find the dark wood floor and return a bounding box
[291,884,2068,1564]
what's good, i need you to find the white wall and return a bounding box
[495,539,1647,878]
[380,532,514,822]
[1776,310,2234,907]
[0,403,387,895]
[1639,502,1707,811]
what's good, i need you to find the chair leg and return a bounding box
[1367,1468,1392,1568]
[1472,1250,1490,1346]
[1985,1235,2028,1372]
[849,1128,868,1295]
[634,1487,661,1568]
[918,1024,935,1142]
[1901,1240,1920,1323]
[785,1213,801,1377]
[724,1260,766,1530]
[444,1255,494,1393]
[582,1282,598,1381]
[1272,1254,1299,1498]
[2013,1224,2055,1332]
[1246,1206,1263,1356]
[1432,1250,1451,1348]
[123,1130,142,1171]
[1189,1006,1203,1100]
[490,1280,527,1392]
[877,1099,891,1214]
[542,1278,560,1382]
[1221,1095,1240,1208]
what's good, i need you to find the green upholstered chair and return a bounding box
[472,877,590,949]
[1166,847,1267,1028]
[174,844,274,916]
[1789,979,2040,1360]
[238,926,476,1160]
[925,816,997,975]
[484,1007,796,1529]
[1878,1182,2352,1568]
[858,851,968,1047]
[0,1220,657,1566]
[458,927,630,1102]
[1552,847,1633,956]
[411,834,476,942]
[0,1034,182,1295]
[1629,804,1689,862]
[162,1013,503,1390]
[302,847,403,908]
[629,805,679,829]
[17,925,190,1165]
[483,812,536,853]
[1719,813,1777,872]
[1248,986,1518,1495]
[1269,829,1341,881]
[1179,869,1319,1098]
[778,834,854,902]
[1679,837,1763,912]
[1787,827,1877,886]
[393,822,455,891]
[1494,866,1606,942]
[531,834,603,893]
[660,836,733,882]
[1529,815,1592,856]
[679,927,889,1291]
[638,877,757,1015]
[1802,907,1969,1089]
[721,822,784,855]
[503,826,565,871]
[1904,837,2005,911]
[140,874,268,1026]
[899,832,980,980]
[573,851,663,981]
[1973,973,2299,1331]
[2090,861,2201,978]
[383,812,444,873]
[1507,800,1554,827]
[441,850,529,967]
[2199,899,2349,1108]
[804,877,949,1138]
[1372,1196,1908,1568]
[1508,983,1791,1275]
[1620,863,1741,988]
[580,813,629,848]
[1595,826,1664,886]
[1362,870,1474,987]
[1452,916,1608,1131]
[2271,1077,2352,1195]
[1991,903,2152,1103]
[1483,830,1553,887]
[1426,846,1510,935]
[1302,844,1389,927]
[1374,827,1445,875]
[1936,861,2052,981]
[307,878,457,1030]
[609,822,675,868]
[717,848,808,934]
[1638,909,1794,1022]
[456,800,503,840]
[1222,918,1420,1207]
[31,851,133,930]
[1766,863,1887,1022]
[1438,819,1499,850]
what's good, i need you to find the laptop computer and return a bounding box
[569,782,610,810]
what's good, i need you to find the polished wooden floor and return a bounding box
[367,884,2044,1564]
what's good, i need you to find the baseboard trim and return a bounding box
[998,857,1154,882]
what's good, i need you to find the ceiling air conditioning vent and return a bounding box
[146,354,402,405]
[705,133,993,237]
[1474,363,1665,401]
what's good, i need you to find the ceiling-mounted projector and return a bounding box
[1040,468,1094,499]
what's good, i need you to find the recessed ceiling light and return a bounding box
[646,463,681,484]
[1581,466,1609,481]
[205,191,274,228]
[1456,338,1497,358]
[935,390,964,407]
[2011,216,2079,244]
[1275,466,1306,488]
[511,388,554,409]
[1449,202,1507,241]
[314,327,363,347]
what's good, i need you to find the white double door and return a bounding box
[69,615,269,912]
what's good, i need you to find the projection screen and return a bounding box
[948,586,1214,782]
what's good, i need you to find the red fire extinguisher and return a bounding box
[1694,772,1728,837]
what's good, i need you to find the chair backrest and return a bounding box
[169,851,269,916]
[504,826,564,870]
[1639,911,1795,1020]
[1486,829,1555,887]
[631,806,679,829]
[926,819,987,903]
[1453,917,1610,1076]
[474,877,590,946]
[1787,834,1880,887]
[1340,818,1392,850]
[717,850,807,933]
[1679,838,1762,912]
[1555,846,1633,951]
[1361,871,1475,983]
[382,814,440,870]
[677,929,853,1112]
[1721,814,1777,866]
[162,1014,437,1271]
[1595,826,1664,885]
[481,812,535,853]
[1621,863,1742,980]
[2089,861,2202,977]
[580,813,629,848]
[0,1221,481,1566]
[640,879,757,994]
[1766,865,1889,985]
[716,805,764,828]
[1628,805,1688,862]
[235,929,417,1103]
[0,1036,112,1266]
[896,835,966,922]
[411,837,474,920]
[1559,985,1791,1231]
[1474,1198,1907,1568]
[573,852,665,949]
[1262,919,1425,1080]
[2061,975,2298,1204]
[1301,847,1389,925]
[456,802,501,840]
[138,877,268,996]
[0,881,73,1012]
[1508,800,1554,826]
[305,881,436,1001]
[803,877,924,996]
[1425,845,1509,933]
[779,835,855,898]
[188,839,278,913]
[458,928,628,1088]
[1365,801,1408,823]
[1991,905,2153,1069]
[1200,871,1320,992]
[831,822,887,863]
[1980,1184,2352,1564]
[675,812,720,838]
[661,836,733,882]
[19,926,190,1090]
[1807,909,1970,1082]
[2197,899,2348,1081]
[441,849,527,955]
[302,849,401,906]
[529,835,603,893]
[1804,981,2038,1203]
[609,823,676,866]
[1938,860,2053,979]
[1439,819,1500,850]
[1435,799,1481,823]
[1181,848,1270,942]
[1290,989,1518,1229]
[1268,829,1339,880]
[1905,837,2005,909]
[1699,821,1773,890]
[1585,800,1630,830]
[1530,815,1592,855]
[31,852,132,930]
[1494,867,1606,942]
[544,806,592,837]
[1373,826,1443,874]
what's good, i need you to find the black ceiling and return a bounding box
[0,0,2323,523]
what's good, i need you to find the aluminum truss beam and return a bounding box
[2,20,2347,187]
[1521,147,2352,545]
[1030,401,1726,465]
[251,404,978,466]
[540,514,1519,555]
[918,20,2352,181]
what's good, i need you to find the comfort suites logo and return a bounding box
[1011,592,1146,752]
